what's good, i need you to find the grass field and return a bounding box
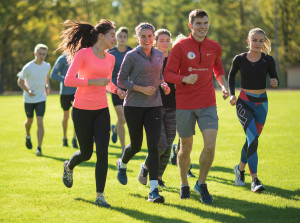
[0,90,299,223]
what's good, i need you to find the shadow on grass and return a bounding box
[42,154,133,172]
[75,197,189,223]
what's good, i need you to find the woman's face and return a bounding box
[156,34,171,54]
[117,32,128,46]
[102,29,116,49]
[137,29,154,51]
[248,32,265,53]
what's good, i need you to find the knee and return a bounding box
[25,119,33,125]
[36,118,44,128]
[204,142,215,153]
[81,151,93,161]
[118,115,126,125]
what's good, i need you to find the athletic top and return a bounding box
[50,54,76,95]
[117,46,164,107]
[228,52,279,95]
[164,34,225,110]
[17,61,51,103]
[65,47,118,110]
[107,46,132,87]
[160,57,176,108]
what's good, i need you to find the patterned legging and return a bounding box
[236,90,268,174]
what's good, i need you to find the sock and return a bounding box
[150,180,158,192]
[181,184,189,188]
[26,135,31,139]
[120,160,127,168]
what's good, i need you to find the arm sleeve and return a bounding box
[228,55,241,96]
[106,56,119,94]
[117,53,135,90]
[212,45,225,79]
[64,50,88,87]
[17,66,29,80]
[164,45,185,85]
[50,57,65,82]
[267,55,280,86]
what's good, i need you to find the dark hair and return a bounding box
[189,9,208,24]
[135,22,155,36]
[154,29,171,41]
[56,19,115,62]
[116,27,129,37]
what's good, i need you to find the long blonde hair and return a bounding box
[248,28,271,54]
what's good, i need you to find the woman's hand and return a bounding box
[117,89,126,99]
[270,78,278,88]
[161,82,170,95]
[230,95,237,106]
[91,78,110,86]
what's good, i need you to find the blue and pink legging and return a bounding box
[236,90,268,174]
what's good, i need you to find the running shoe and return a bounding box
[180,186,190,199]
[72,138,78,149]
[194,181,213,204]
[158,179,167,188]
[95,194,111,208]
[62,160,73,188]
[26,136,32,149]
[117,159,127,185]
[251,178,265,192]
[147,188,165,203]
[234,164,245,186]
[63,138,68,147]
[187,164,196,178]
[36,147,42,156]
[170,144,178,165]
[138,163,148,185]
[111,125,118,143]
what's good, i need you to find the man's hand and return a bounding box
[182,74,198,84]
[45,85,50,95]
[221,86,229,100]
[230,95,237,106]
[161,82,170,95]
[270,78,278,88]
[28,89,35,97]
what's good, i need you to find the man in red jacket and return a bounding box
[164,9,228,204]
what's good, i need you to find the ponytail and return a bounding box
[56,19,115,62]
[263,36,271,54]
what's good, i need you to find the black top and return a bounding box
[228,52,279,95]
[160,57,176,108]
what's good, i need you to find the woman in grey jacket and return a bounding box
[116,22,170,203]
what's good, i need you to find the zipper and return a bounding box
[199,43,202,64]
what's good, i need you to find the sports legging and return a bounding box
[236,90,268,174]
[122,106,162,181]
[145,107,176,177]
[68,107,110,193]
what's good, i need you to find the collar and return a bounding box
[188,33,207,45]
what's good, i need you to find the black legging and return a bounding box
[122,106,162,181]
[69,107,110,193]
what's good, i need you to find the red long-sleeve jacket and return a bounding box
[164,34,225,110]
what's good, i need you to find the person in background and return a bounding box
[228,28,279,192]
[108,27,132,151]
[50,54,78,149]
[17,43,51,156]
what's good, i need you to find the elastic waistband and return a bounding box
[239,90,267,102]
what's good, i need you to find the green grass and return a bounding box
[0,90,299,223]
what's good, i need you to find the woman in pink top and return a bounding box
[57,19,125,208]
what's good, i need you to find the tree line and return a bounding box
[0,0,299,92]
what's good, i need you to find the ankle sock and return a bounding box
[150,180,158,192]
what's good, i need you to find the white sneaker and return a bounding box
[234,165,245,186]
[138,163,148,185]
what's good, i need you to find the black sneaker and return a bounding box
[194,182,213,204]
[187,164,196,178]
[147,188,165,203]
[26,137,32,149]
[95,194,111,208]
[180,186,190,199]
[36,147,42,156]
[62,160,73,188]
[170,144,177,165]
[251,178,265,192]
[117,159,127,185]
[72,138,78,149]
[63,138,68,147]
[158,179,167,188]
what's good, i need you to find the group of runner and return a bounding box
[17,9,279,208]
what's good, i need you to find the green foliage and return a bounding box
[0,0,299,92]
[0,91,299,222]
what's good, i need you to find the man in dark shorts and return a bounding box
[51,54,78,148]
[17,43,51,156]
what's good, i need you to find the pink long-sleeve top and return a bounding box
[65,47,118,110]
